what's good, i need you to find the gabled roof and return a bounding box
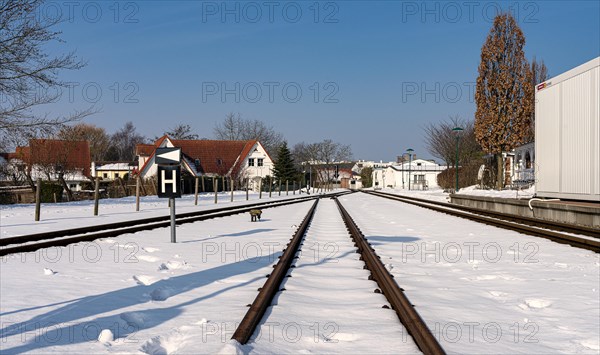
[137,135,260,177]
[7,139,91,176]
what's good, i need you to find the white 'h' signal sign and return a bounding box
[157,165,181,198]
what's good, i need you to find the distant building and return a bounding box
[2,139,91,191]
[372,159,444,190]
[91,162,136,181]
[136,135,273,192]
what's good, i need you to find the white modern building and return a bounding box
[372,159,445,190]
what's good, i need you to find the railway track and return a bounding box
[232,196,445,354]
[364,190,600,252]
[0,192,351,256]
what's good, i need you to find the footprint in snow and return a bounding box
[133,275,158,286]
[44,268,57,275]
[150,287,172,301]
[518,299,552,310]
[158,261,189,271]
[138,255,160,262]
[121,311,146,328]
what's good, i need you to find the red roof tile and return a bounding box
[137,136,258,176]
[9,139,91,176]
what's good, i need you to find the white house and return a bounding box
[136,135,274,192]
[372,159,445,190]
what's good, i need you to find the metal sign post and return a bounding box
[170,197,176,243]
[156,148,181,243]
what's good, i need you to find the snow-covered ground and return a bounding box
[0,201,316,354]
[0,191,317,239]
[1,190,598,354]
[340,193,600,354]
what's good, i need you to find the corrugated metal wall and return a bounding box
[536,85,560,193]
[535,58,600,201]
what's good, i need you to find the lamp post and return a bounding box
[452,127,464,193]
[401,154,405,189]
[406,148,414,190]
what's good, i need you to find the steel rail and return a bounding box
[363,190,599,252]
[334,197,446,355]
[231,198,320,344]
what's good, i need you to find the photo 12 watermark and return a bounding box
[200,1,340,24]
[202,82,339,104]
[36,1,140,24]
[401,82,476,104]
[400,1,539,24]
[399,241,540,264]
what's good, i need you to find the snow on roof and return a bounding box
[95,163,132,171]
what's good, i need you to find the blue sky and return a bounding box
[40,0,599,161]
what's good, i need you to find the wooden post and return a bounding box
[35,178,41,222]
[194,176,199,205]
[269,176,272,198]
[246,178,249,201]
[259,178,262,199]
[286,180,289,195]
[151,177,157,195]
[293,181,295,195]
[93,177,100,216]
[278,181,281,196]
[201,175,205,192]
[214,178,218,204]
[230,177,234,202]
[140,178,147,196]
[135,176,140,211]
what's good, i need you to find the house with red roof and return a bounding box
[2,139,91,191]
[136,135,274,192]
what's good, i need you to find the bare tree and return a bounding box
[58,123,110,161]
[0,0,94,148]
[526,57,549,142]
[162,123,199,140]
[293,139,352,186]
[109,122,146,161]
[213,113,284,155]
[423,115,482,168]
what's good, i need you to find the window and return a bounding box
[414,175,425,182]
[257,158,264,167]
[217,158,223,166]
[103,173,108,178]
[248,158,255,166]
[69,184,76,189]
[195,159,201,170]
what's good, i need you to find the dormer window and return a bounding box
[217,158,223,166]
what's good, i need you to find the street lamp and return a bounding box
[401,154,405,189]
[406,148,414,190]
[452,127,464,193]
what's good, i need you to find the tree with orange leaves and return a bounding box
[475,13,533,189]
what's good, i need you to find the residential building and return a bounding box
[372,159,445,190]
[136,135,273,192]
